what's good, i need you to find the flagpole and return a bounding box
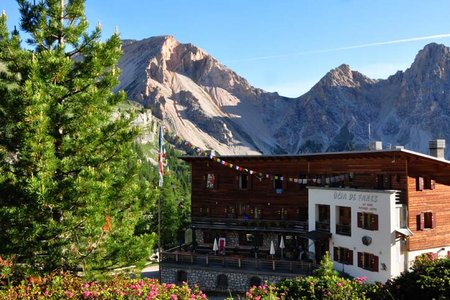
[158,192,161,282]
[157,124,165,283]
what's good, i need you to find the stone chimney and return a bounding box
[369,141,383,150]
[429,139,446,159]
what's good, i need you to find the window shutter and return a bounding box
[420,213,425,230]
[348,250,354,265]
[416,177,424,191]
[431,212,436,229]
[333,247,339,261]
[417,213,424,231]
[357,212,363,228]
[357,252,363,268]
[447,251,450,258]
[372,214,379,231]
[373,255,379,272]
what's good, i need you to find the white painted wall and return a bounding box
[408,246,450,267]
[308,187,403,283]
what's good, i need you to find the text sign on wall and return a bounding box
[333,191,379,212]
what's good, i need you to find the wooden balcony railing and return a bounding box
[161,249,315,275]
[191,217,308,232]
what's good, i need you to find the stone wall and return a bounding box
[161,265,297,293]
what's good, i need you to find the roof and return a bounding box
[180,148,450,166]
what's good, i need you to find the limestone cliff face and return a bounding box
[117,37,450,157]
[116,36,286,155]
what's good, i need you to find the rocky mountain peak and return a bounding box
[117,39,450,158]
[314,64,376,90]
[406,43,450,82]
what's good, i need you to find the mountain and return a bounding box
[117,37,450,158]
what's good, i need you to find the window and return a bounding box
[226,206,235,218]
[376,174,384,189]
[336,206,351,236]
[239,233,263,246]
[333,247,353,265]
[424,177,436,190]
[398,205,407,228]
[176,270,187,283]
[317,205,330,231]
[239,174,249,190]
[357,212,378,230]
[251,206,262,219]
[199,206,210,217]
[274,174,283,194]
[216,274,228,289]
[358,252,379,272]
[280,235,298,249]
[238,204,250,219]
[417,211,435,230]
[279,208,287,220]
[249,276,261,287]
[206,173,216,189]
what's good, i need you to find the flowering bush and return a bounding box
[0,272,207,300]
[244,283,278,300]
[381,255,450,300]
[244,253,380,300]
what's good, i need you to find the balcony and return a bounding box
[335,224,351,236]
[161,246,316,275]
[191,216,308,233]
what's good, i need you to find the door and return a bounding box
[315,240,330,263]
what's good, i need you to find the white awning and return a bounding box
[395,228,413,237]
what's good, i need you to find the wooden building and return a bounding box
[161,140,450,290]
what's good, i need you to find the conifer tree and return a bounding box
[0,0,154,274]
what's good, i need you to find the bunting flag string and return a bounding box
[162,127,352,185]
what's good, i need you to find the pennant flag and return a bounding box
[158,125,166,188]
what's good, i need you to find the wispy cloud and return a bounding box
[225,34,450,63]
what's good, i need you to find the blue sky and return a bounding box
[3,0,450,97]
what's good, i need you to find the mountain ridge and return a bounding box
[117,36,450,158]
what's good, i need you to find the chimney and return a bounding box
[429,139,446,159]
[369,141,383,150]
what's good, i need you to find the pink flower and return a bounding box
[171,294,178,300]
[83,290,91,298]
[64,291,75,298]
[336,282,342,287]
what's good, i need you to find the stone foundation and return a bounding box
[161,264,299,293]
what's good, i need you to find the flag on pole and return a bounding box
[158,125,166,188]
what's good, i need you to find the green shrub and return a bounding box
[382,255,450,300]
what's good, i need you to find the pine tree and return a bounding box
[0,1,154,275]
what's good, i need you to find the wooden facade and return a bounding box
[182,149,450,256]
